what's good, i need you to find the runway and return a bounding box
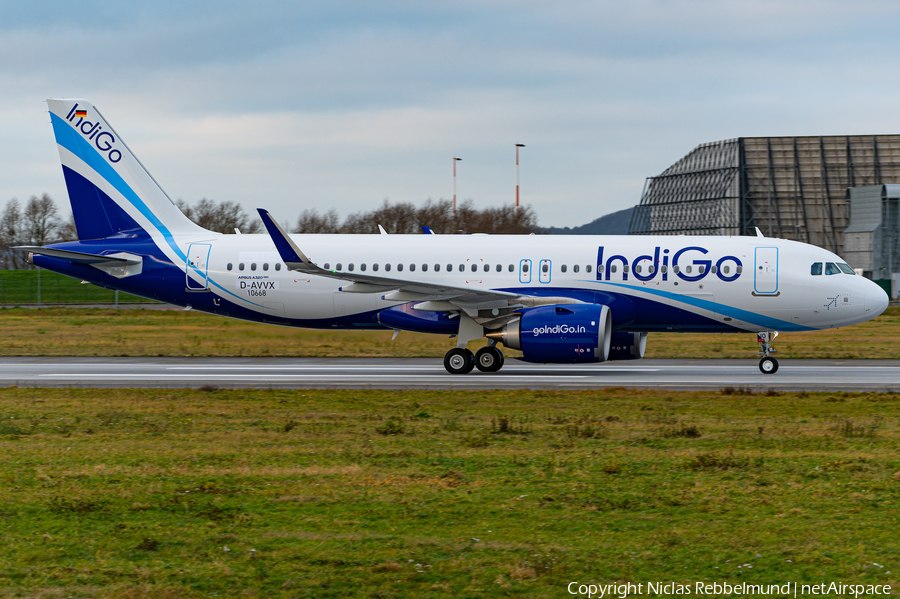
[0,357,897,391]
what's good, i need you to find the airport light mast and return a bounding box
[452,157,462,214]
[515,143,525,212]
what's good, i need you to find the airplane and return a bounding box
[18,99,890,375]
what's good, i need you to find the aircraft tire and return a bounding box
[759,356,779,374]
[444,348,475,374]
[475,347,504,373]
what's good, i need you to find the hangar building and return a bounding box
[628,135,900,297]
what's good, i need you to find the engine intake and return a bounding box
[486,304,612,363]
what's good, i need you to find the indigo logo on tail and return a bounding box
[65,103,122,164]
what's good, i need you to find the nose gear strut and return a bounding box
[757,331,779,374]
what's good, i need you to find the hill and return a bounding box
[538,206,634,235]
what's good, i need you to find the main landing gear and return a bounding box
[443,343,505,374]
[757,331,779,374]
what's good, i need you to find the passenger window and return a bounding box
[471,264,477,272]
[227,263,233,271]
[276,263,282,271]
[736,266,742,274]
[561,265,567,273]
[723,265,730,274]
[251,263,257,271]
[685,265,691,274]
[610,265,617,273]
[484,264,489,272]
[348,263,354,271]
[523,264,529,273]
[661,265,667,273]
[335,263,342,271]
[323,263,329,270]
[495,264,501,272]
[710,265,716,274]
[361,264,368,272]
[397,264,402,272]
[698,265,705,274]
[811,262,822,275]
[586,265,592,273]
[459,264,464,272]
[446,264,452,272]
[635,265,641,274]
[649,265,656,274]
[542,263,548,273]
[263,263,269,271]
[673,265,679,273]
[825,262,840,275]
[573,265,579,273]
[508,264,514,272]
[623,265,630,274]
[419,264,425,272]
[384,264,390,272]
[838,263,855,274]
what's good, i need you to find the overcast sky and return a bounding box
[3,1,900,228]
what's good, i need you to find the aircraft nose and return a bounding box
[866,278,890,318]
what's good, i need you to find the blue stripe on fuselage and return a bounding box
[592,281,814,331]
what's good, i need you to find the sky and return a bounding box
[3,1,900,228]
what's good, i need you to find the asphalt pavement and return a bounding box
[0,357,896,391]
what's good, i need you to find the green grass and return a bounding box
[0,306,899,359]
[0,387,897,597]
[0,269,152,304]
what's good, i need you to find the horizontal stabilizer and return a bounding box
[16,246,138,265]
[17,246,143,278]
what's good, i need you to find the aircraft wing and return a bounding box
[257,209,581,319]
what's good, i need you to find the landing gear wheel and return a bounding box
[444,348,475,374]
[475,347,504,372]
[759,356,779,374]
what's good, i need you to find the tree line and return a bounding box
[1,196,539,269]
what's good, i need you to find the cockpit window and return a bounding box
[825,262,841,275]
[837,263,855,275]
[810,262,822,275]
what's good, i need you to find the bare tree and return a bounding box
[22,194,60,247]
[293,208,341,233]
[176,198,262,234]
[0,199,24,269]
[57,213,79,242]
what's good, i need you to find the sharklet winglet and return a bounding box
[256,209,324,274]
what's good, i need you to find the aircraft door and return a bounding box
[519,259,532,284]
[539,259,552,284]
[186,243,211,290]
[754,247,779,295]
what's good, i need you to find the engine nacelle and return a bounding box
[608,332,647,361]
[487,304,612,363]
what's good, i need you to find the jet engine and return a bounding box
[608,332,648,361]
[486,304,612,363]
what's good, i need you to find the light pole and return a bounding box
[515,143,525,211]
[452,157,462,213]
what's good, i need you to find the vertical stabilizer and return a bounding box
[46,98,206,242]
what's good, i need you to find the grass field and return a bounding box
[0,387,896,597]
[0,270,150,305]
[0,306,898,359]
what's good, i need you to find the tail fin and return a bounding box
[46,98,205,241]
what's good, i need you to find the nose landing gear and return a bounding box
[757,331,779,374]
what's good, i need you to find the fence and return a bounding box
[0,269,157,305]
